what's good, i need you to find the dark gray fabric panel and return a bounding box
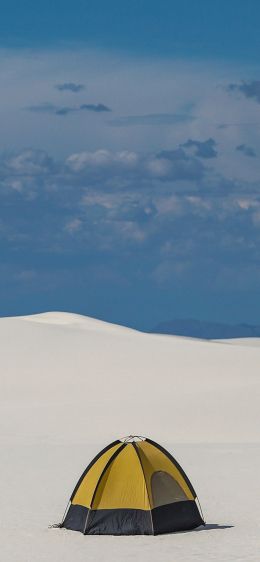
[61,501,204,535]
[62,504,88,532]
[152,500,204,534]
[86,508,152,535]
[62,505,152,535]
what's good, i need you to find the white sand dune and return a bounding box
[0,312,259,561]
[214,337,260,347]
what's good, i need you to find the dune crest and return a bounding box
[15,311,137,333]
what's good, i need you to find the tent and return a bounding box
[60,436,204,535]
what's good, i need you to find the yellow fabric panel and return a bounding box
[136,441,194,506]
[92,444,150,510]
[72,443,122,508]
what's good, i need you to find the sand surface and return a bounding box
[0,312,259,561]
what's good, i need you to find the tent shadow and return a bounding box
[194,523,234,532]
[161,524,234,536]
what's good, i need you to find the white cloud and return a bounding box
[154,195,183,216]
[67,149,139,172]
[185,196,212,212]
[65,218,83,233]
[146,158,172,178]
[117,221,147,242]
[236,198,259,210]
[7,149,53,175]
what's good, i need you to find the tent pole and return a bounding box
[196,497,206,525]
[61,500,71,524]
[83,443,126,535]
[132,442,154,535]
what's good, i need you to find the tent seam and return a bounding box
[83,443,126,534]
[70,439,121,501]
[132,442,154,536]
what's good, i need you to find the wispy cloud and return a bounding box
[55,82,85,92]
[26,103,57,114]
[181,138,217,159]
[109,113,194,127]
[236,144,256,157]
[227,80,260,103]
[217,122,260,130]
[26,102,111,116]
[80,103,111,113]
[153,148,206,181]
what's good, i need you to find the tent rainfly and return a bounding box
[59,436,205,535]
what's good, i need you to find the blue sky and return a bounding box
[1,1,260,328]
[1,1,260,60]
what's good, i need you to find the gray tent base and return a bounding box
[62,500,204,535]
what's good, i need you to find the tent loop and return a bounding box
[120,435,146,443]
[196,496,206,525]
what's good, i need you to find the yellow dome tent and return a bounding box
[60,436,204,535]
